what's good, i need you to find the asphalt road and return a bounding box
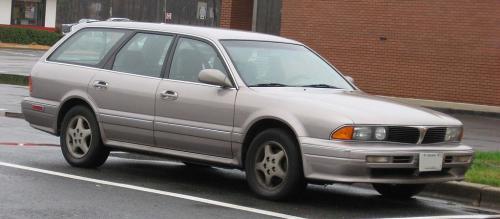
[0,145,499,219]
[0,49,45,76]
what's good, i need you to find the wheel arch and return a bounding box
[240,117,303,169]
[56,97,97,136]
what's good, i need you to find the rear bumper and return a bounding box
[21,97,59,135]
[300,137,474,184]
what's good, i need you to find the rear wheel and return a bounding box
[372,184,426,199]
[245,128,305,200]
[60,105,109,168]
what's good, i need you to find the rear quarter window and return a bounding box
[48,28,127,66]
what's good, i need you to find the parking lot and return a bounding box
[0,48,499,218]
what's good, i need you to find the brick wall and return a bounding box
[220,0,253,30]
[280,0,500,106]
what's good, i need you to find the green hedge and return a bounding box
[0,27,61,46]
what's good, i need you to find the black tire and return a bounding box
[60,105,109,168]
[245,128,306,200]
[372,184,426,199]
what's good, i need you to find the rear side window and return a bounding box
[49,29,126,66]
[112,33,174,77]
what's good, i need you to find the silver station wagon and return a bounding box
[23,22,474,200]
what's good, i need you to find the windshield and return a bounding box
[221,40,353,90]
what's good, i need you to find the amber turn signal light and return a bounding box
[331,126,354,140]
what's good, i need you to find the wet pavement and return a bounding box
[0,49,45,76]
[0,145,499,219]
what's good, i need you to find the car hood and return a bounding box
[250,87,462,126]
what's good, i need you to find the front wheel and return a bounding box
[245,129,305,200]
[60,105,109,168]
[372,184,426,199]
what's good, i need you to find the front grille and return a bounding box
[387,126,420,144]
[444,156,453,163]
[370,168,451,178]
[422,127,447,144]
[392,156,413,163]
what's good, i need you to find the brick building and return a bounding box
[221,0,500,107]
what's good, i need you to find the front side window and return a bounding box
[112,33,174,77]
[169,38,227,83]
[221,40,353,90]
[49,29,126,66]
[11,0,45,26]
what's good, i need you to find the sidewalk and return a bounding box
[0,84,27,113]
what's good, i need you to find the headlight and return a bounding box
[353,127,373,140]
[445,127,463,142]
[332,126,387,141]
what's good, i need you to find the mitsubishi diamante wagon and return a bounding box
[23,22,474,200]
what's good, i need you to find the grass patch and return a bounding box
[0,74,28,86]
[465,151,500,187]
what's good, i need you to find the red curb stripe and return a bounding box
[0,142,59,147]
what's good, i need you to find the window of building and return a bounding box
[169,38,227,83]
[49,29,127,66]
[11,0,46,26]
[112,33,174,77]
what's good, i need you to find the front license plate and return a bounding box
[419,153,444,172]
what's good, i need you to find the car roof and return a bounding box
[79,21,301,44]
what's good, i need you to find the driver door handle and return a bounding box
[93,80,108,90]
[160,90,178,100]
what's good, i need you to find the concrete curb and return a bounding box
[0,111,24,118]
[0,43,50,51]
[422,181,500,210]
[4,112,24,119]
[384,96,500,118]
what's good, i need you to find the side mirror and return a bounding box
[345,75,355,84]
[198,69,233,88]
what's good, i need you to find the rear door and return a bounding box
[154,37,237,158]
[88,32,175,146]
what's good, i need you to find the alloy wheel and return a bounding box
[65,115,92,159]
[254,141,288,189]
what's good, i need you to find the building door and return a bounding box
[254,0,282,35]
[11,0,46,26]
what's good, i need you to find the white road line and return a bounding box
[0,161,304,219]
[381,214,500,219]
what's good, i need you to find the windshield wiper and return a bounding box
[301,84,340,89]
[249,83,289,87]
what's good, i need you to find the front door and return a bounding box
[155,37,236,158]
[89,32,175,146]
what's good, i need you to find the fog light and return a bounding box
[366,156,391,163]
[453,155,472,163]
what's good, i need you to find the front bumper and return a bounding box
[300,137,474,184]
